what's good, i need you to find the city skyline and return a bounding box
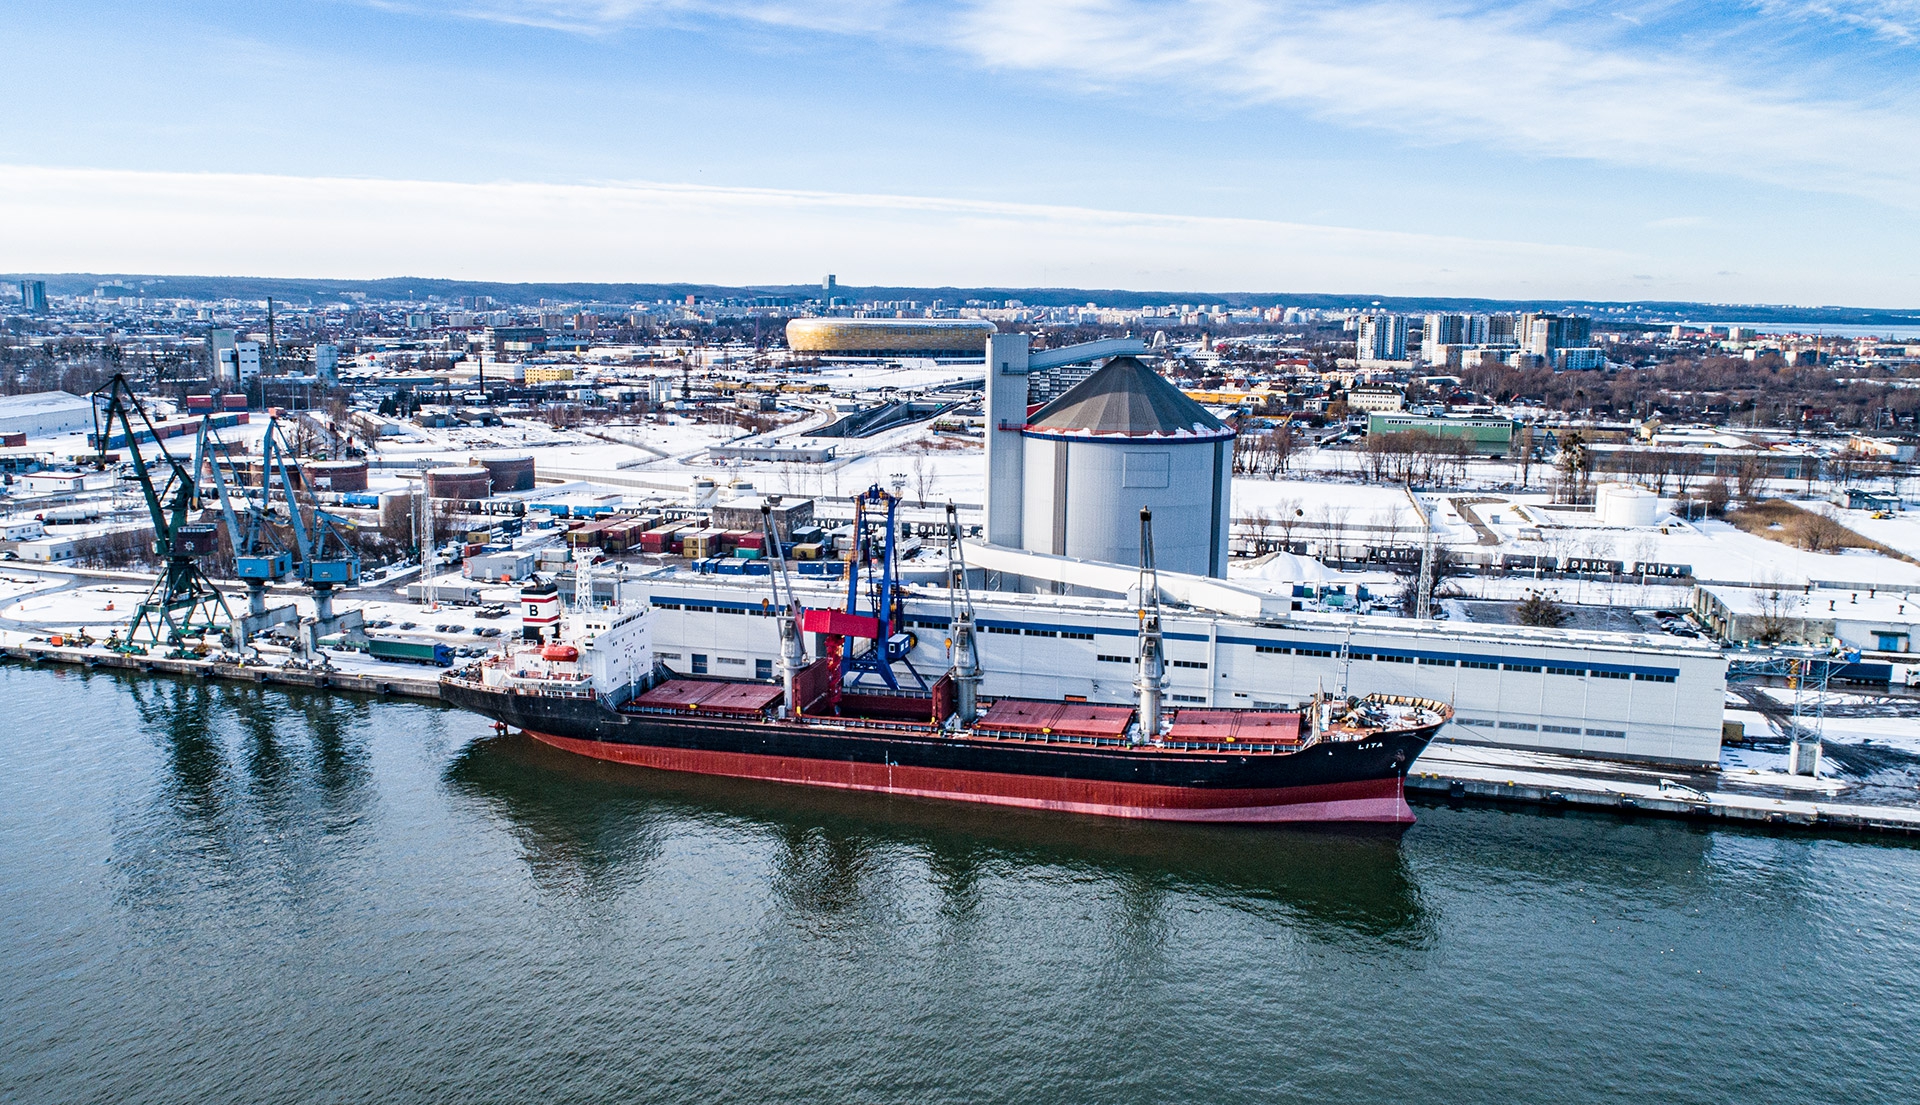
[4,1,1919,302]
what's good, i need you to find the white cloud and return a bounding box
[389,0,1920,209]
[947,0,1920,208]
[0,164,1680,297]
[368,0,895,35]
[1756,1,1920,45]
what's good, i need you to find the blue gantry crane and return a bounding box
[197,414,362,650]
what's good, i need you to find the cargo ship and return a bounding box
[441,499,1449,824]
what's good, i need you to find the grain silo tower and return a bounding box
[1014,356,1234,577]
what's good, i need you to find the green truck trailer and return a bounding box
[367,638,454,666]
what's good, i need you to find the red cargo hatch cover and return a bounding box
[1166,710,1303,743]
[698,682,785,716]
[978,700,1134,738]
[633,679,781,716]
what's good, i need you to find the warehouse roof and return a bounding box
[0,390,90,416]
[1026,357,1231,439]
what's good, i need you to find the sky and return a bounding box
[3,0,1919,304]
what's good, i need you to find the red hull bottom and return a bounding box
[525,730,1415,824]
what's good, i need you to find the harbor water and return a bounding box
[3,662,1917,1104]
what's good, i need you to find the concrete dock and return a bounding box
[1,641,443,700]
[1408,739,1920,836]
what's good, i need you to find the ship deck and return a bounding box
[612,674,1444,757]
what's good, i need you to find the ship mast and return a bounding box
[945,502,981,727]
[1135,507,1165,741]
[762,502,809,716]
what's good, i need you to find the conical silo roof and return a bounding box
[1026,356,1231,438]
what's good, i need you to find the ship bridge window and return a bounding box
[1296,647,1335,658]
[1171,694,1206,703]
[653,602,682,610]
[1542,724,1581,734]
[1061,631,1094,641]
[1504,663,1543,673]
[1545,666,1586,677]
[1097,654,1131,664]
[1593,669,1631,680]
[1376,654,1412,664]
[1635,673,1676,683]
[1586,728,1627,738]
[1460,660,1498,670]
[1023,629,1058,638]
[1348,651,1375,661]
[1498,721,1538,731]
[1421,658,1457,667]
[986,625,1019,635]
[1255,645,1290,655]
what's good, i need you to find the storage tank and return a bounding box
[303,459,369,493]
[1596,483,1658,527]
[425,466,491,500]
[476,454,536,493]
[1017,356,1236,577]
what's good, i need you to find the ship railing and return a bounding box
[798,713,938,734]
[441,671,598,700]
[1360,693,1452,716]
[1159,740,1292,754]
[964,730,1291,754]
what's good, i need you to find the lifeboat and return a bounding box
[541,644,580,663]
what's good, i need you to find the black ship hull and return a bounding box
[442,679,1442,823]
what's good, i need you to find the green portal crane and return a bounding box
[92,375,235,651]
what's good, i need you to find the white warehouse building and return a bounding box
[0,391,92,438]
[628,572,1728,767]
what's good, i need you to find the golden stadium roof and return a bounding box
[786,318,995,355]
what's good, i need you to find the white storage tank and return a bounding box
[1018,356,1235,577]
[1596,483,1659,527]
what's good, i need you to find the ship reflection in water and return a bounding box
[445,730,1435,947]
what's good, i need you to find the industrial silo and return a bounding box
[425,466,491,500]
[1017,356,1235,577]
[476,454,536,493]
[304,459,370,493]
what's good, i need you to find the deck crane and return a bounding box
[91,375,235,653]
